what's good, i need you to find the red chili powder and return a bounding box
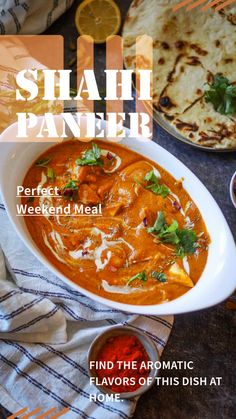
[95,334,150,393]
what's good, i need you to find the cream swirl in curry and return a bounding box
[23,140,209,305]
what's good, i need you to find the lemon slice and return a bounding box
[75,0,121,44]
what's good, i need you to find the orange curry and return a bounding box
[23,140,209,305]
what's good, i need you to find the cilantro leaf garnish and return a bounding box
[151,271,167,282]
[127,271,147,286]
[36,157,55,181]
[62,179,79,201]
[175,229,198,258]
[204,74,236,115]
[36,157,51,167]
[47,167,55,182]
[147,210,165,234]
[76,143,104,166]
[144,170,169,198]
[158,220,179,244]
[144,170,158,183]
[64,179,79,190]
[148,211,197,258]
[147,183,170,197]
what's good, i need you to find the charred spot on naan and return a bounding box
[158,55,209,116]
[219,8,236,26]
[172,98,236,147]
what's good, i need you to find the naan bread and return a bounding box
[123,0,236,149]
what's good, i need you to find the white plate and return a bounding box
[0,115,236,315]
[230,171,236,209]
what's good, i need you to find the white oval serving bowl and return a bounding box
[0,115,236,315]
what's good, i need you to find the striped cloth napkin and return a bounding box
[0,3,173,417]
[0,0,74,34]
[0,198,173,418]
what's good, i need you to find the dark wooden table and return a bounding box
[1,1,235,418]
[48,1,236,418]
